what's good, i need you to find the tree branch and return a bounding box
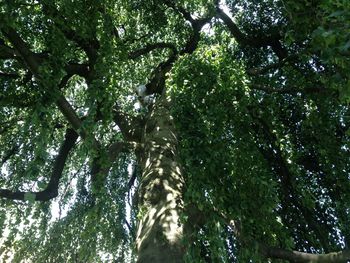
[129,42,177,59]
[56,95,85,136]
[64,63,90,79]
[145,54,177,94]
[0,39,17,59]
[113,105,144,142]
[90,141,132,189]
[215,7,288,60]
[162,0,195,23]
[0,71,19,79]
[127,163,138,191]
[0,128,78,201]
[163,0,213,30]
[247,55,298,75]
[249,83,325,94]
[145,1,210,94]
[1,26,40,73]
[1,144,20,165]
[214,208,350,263]
[107,141,131,161]
[41,2,99,62]
[262,246,350,263]
[1,25,95,140]
[249,110,333,249]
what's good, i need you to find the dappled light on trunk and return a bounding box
[136,96,185,263]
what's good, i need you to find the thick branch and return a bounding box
[179,27,201,55]
[164,0,212,30]
[0,71,19,79]
[127,163,138,190]
[215,7,288,59]
[249,111,333,249]
[215,209,350,263]
[163,0,195,23]
[249,83,325,94]
[262,246,350,263]
[0,39,17,59]
[1,36,89,79]
[41,2,99,62]
[90,141,132,188]
[0,128,78,201]
[145,2,209,94]
[64,63,90,79]
[107,141,130,161]
[113,105,144,142]
[129,42,177,59]
[1,145,20,165]
[247,55,298,75]
[215,8,246,42]
[56,95,85,136]
[2,25,93,139]
[1,26,40,73]
[145,54,177,94]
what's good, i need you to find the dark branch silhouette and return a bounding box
[129,42,177,59]
[215,7,288,60]
[249,110,334,250]
[262,245,350,263]
[1,24,96,139]
[145,0,211,95]
[113,105,144,142]
[41,2,99,62]
[0,128,78,201]
[247,55,298,75]
[249,83,325,94]
[0,38,17,59]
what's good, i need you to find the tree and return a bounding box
[0,0,349,262]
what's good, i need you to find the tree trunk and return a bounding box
[136,94,185,263]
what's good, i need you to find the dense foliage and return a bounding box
[0,0,349,262]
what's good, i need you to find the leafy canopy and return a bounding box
[0,0,349,262]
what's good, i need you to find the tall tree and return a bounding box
[0,0,349,262]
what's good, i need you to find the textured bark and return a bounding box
[136,94,185,263]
